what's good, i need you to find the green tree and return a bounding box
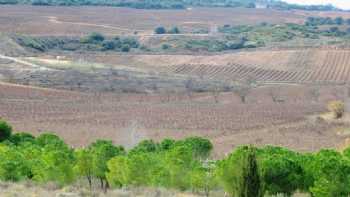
[121,44,130,52]
[168,26,180,34]
[155,26,167,34]
[107,152,162,188]
[159,138,175,151]
[32,133,76,186]
[0,120,12,142]
[177,137,213,159]
[17,142,42,179]
[87,32,105,43]
[308,150,350,197]
[9,132,35,145]
[129,139,158,154]
[216,146,263,197]
[162,144,197,190]
[259,146,305,197]
[107,155,129,187]
[89,140,125,191]
[162,44,171,50]
[189,160,218,197]
[74,149,93,189]
[0,144,29,181]
[120,37,139,48]
[335,17,344,25]
[33,149,75,185]
[101,40,116,50]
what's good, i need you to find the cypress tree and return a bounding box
[242,146,262,197]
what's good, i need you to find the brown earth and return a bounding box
[0,82,348,157]
[0,5,306,36]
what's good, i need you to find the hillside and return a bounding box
[2,3,350,196]
[0,0,339,11]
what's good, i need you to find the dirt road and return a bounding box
[47,16,211,36]
[0,54,49,70]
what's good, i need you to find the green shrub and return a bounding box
[17,36,46,51]
[102,40,116,50]
[120,37,139,48]
[85,32,105,43]
[168,27,180,34]
[121,44,130,52]
[0,120,12,142]
[162,44,171,50]
[155,26,167,34]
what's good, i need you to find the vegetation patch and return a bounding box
[15,33,141,53]
[0,0,340,11]
[0,119,350,196]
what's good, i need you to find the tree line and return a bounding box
[0,0,339,11]
[1,119,350,196]
[305,16,350,26]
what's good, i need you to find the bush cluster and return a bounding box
[305,17,350,26]
[1,119,350,196]
[154,26,181,34]
[184,37,257,52]
[80,33,140,52]
[218,20,350,48]
[0,0,338,11]
[16,33,140,52]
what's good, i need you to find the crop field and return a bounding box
[0,5,306,36]
[0,82,347,156]
[181,49,350,83]
[91,49,350,84]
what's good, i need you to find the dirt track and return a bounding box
[47,16,211,36]
[47,16,139,33]
[0,54,47,69]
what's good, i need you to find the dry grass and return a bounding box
[0,182,312,197]
[0,182,204,197]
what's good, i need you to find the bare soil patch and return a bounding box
[0,82,347,156]
[0,5,306,36]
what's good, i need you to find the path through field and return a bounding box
[0,54,49,70]
[47,16,139,32]
[46,16,211,36]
